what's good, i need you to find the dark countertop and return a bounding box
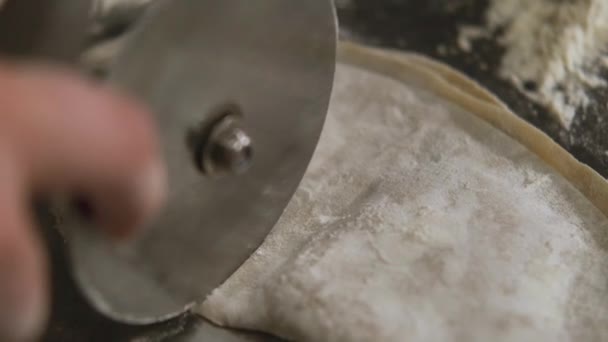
[337,0,608,178]
[43,1,608,341]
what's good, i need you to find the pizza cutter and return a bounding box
[13,0,336,324]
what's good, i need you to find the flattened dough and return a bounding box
[197,43,608,342]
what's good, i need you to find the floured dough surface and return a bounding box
[198,51,608,341]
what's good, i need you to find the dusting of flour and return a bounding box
[199,62,608,342]
[459,0,608,129]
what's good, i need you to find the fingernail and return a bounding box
[0,254,46,341]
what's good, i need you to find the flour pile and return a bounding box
[459,0,608,128]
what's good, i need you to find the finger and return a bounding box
[0,63,166,239]
[0,151,47,341]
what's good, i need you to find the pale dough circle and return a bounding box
[198,43,608,342]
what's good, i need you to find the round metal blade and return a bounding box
[62,0,337,324]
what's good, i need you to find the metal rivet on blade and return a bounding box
[198,114,253,176]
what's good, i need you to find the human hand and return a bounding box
[0,62,166,341]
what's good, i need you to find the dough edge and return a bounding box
[336,41,608,218]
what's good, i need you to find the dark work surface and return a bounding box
[44,1,608,341]
[337,0,608,178]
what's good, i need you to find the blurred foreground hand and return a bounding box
[0,62,166,341]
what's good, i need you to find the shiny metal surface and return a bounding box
[200,115,254,176]
[90,0,152,38]
[63,0,337,324]
[0,0,91,63]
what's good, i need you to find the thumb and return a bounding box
[1,63,167,238]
